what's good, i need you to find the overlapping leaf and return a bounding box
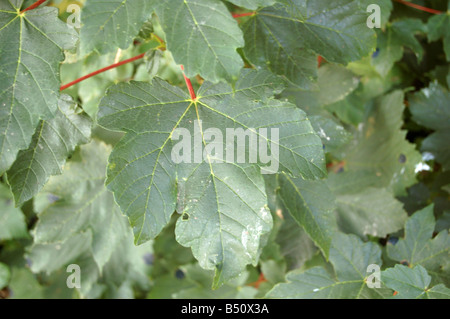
[372,19,426,77]
[329,182,407,238]
[80,0,152,56]
[98,69,325,286]
[409,83,450,170]
[382,264,450,299]
[0,2,78,174]
[27,140,152,297]
[282,64,360,112]
[266,233,391,299]
[343,90,422,196]
[0,183,28,240]
[241,0,375,87]
[387,205,450,286]
[6,95,92,206]
[427,12,450,61]
[29,141,128,273]
[275,173,337,259]
[0,262,10,290]
[154,0,244,83]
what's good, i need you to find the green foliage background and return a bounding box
[0,0,449,299]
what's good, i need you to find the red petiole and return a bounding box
[180,65,197,100]
[60,53,145,91]
[21,0,46,13]
[232,12,256,18]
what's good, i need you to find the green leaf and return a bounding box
[344,90,422,196]
[425,284,450,299]
[309,114,352,154]
[6,95,92,206]
[275,213,317,271]
[0,183,28,240]
[80,0,152,56]
[381,264,450,299]
[241,0,375,87]
[427,13,450,61]
[28,231,93,274]
[421,131,450,171]
[0,3,78,174]
[373,19,426,77]
[98,69,325,286]
[29,141,130,273]
[266,233,391,299]
[281,64,359,111]
[331,186,407,238]
[241,5,316,88]
[382,264,430,299]
[155,0,245,83]
[76,238,152,298]
[409,83,450,170]
[276,173,337,259]
[387,204,450,286]
[8,267,44,299]
[409,83,450,132]
[0,262,10,290]
[226,0,276,10]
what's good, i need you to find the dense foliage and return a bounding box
[0,0,449,299]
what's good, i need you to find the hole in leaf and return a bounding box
[387,236,399,245]
[399,154,407,164]
[182,213,189,221]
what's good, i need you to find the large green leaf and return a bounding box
[0,183,28,240]
[409,83,450,170]
[275,173,337,259]
[80,0,152,56]
[266,233,391,299]
[387,204,450,286]
[6,95,92,206]
[382,264,450,299]
[97,69,325,286]
[154,0,244,83]
[241,0,375,87]
[0,2,78,174]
